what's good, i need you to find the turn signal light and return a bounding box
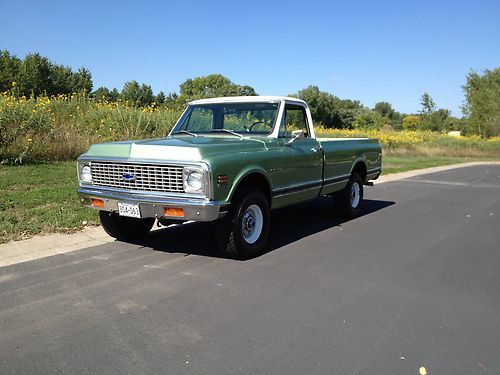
[164,207,185,217]
[91,198,105,208]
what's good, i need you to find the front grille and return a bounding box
[90,161,184,193]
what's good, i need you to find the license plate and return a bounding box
[117,202,141,218]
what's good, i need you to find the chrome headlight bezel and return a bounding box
[182,165,208,195]
[78,162,92,184]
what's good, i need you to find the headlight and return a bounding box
[186,171,202,191]
[80,165,92,183]
[183,167,206,194]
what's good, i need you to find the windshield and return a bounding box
[173,102,279,135]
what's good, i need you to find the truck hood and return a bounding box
[83,135,271,162]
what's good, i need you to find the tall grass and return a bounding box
[0,92,181,163]
[1,92,499,163]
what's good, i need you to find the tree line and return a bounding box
[1,50,498,137]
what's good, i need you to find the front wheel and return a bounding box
[334,172,364,219]
[215,188,271,260]
[99,211,155,241]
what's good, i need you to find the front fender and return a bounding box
[226,166,272,203]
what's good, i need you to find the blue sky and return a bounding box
[1,0,499,116]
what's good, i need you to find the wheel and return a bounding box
[215,187,271,260]
[334,172,364,219]
[99,210,155,241]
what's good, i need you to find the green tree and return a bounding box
[296,85,363,129]
[373,102,395,118]
[120,80,154,107]
[177,74,256,105]
[417,93,451,131]
[462,68,500,137]
[92,87,119,101]
[155,91,166,104]
[419,92,436,115]
[0,50,21,92]
[17,53,52,97]
[402,115,422,130]
[51,64,74,95]
[352,110,385,130]
[72,67,93,94]
[428,108,451,132]
[2,50,94,97]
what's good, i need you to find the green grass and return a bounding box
[381,156,490,174]
[0,156,498,244]
[0,162,99,244]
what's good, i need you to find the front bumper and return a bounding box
[78,187,229,221]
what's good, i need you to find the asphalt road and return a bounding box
[1,165,499,374]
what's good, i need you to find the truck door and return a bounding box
[272,104,323,205]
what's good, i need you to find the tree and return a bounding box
[155,91,166,104]
[177,74,257,105]
[72,67,93,94]
[352,110,385,130]
[428,108,451,132]
[1,50,94,97]
[0,50,21,92]
[92,86,119,101]
[51,64,74,95]
[17,53,52,97]
[419,92,436,115]
[417,93,452,131]
[402,115,422,130]
[120,80,154,107]
[462,68,500,137]
[373,102,395,119]
[296,85,363,129]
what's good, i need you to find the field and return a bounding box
[1,93,499,243]
[2,93,500,163]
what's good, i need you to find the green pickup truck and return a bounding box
[77,96,381,259]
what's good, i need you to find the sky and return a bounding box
[1,0,499,116]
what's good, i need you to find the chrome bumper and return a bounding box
[78,187,229,221]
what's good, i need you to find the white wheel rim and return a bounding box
[351,182,360,208]
[241,204,264,244]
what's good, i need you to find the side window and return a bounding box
[279,105,310,138]
[186,107,213,132]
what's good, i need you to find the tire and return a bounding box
[215,187,271,260]
[99,210,155,241]
[334,172,364,219]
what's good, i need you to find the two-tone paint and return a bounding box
[77,96,382,221]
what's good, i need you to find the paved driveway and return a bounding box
[1,165,499,374]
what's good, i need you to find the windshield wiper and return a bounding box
[210,129,243,139]
[171,130,198,137]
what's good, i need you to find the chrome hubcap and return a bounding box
[241,204,263,244]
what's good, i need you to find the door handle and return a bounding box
[310,146,320,152]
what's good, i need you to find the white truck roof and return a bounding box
[189,96,307,105]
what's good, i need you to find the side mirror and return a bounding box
[286,130,305,146]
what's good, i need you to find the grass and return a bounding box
[381,155,489,174]
[0,162,99,244]
[1,155,497,244]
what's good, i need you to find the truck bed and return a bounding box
[317,137,382,195]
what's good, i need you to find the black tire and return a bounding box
[215,187,271,260]
[334,172,364,219]
[99,210,155,241]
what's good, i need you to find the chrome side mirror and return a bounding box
[286,130,305,146]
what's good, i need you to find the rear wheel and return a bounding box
[99,210,155,241]
[334,172,364,219]
[215,188,270,260]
